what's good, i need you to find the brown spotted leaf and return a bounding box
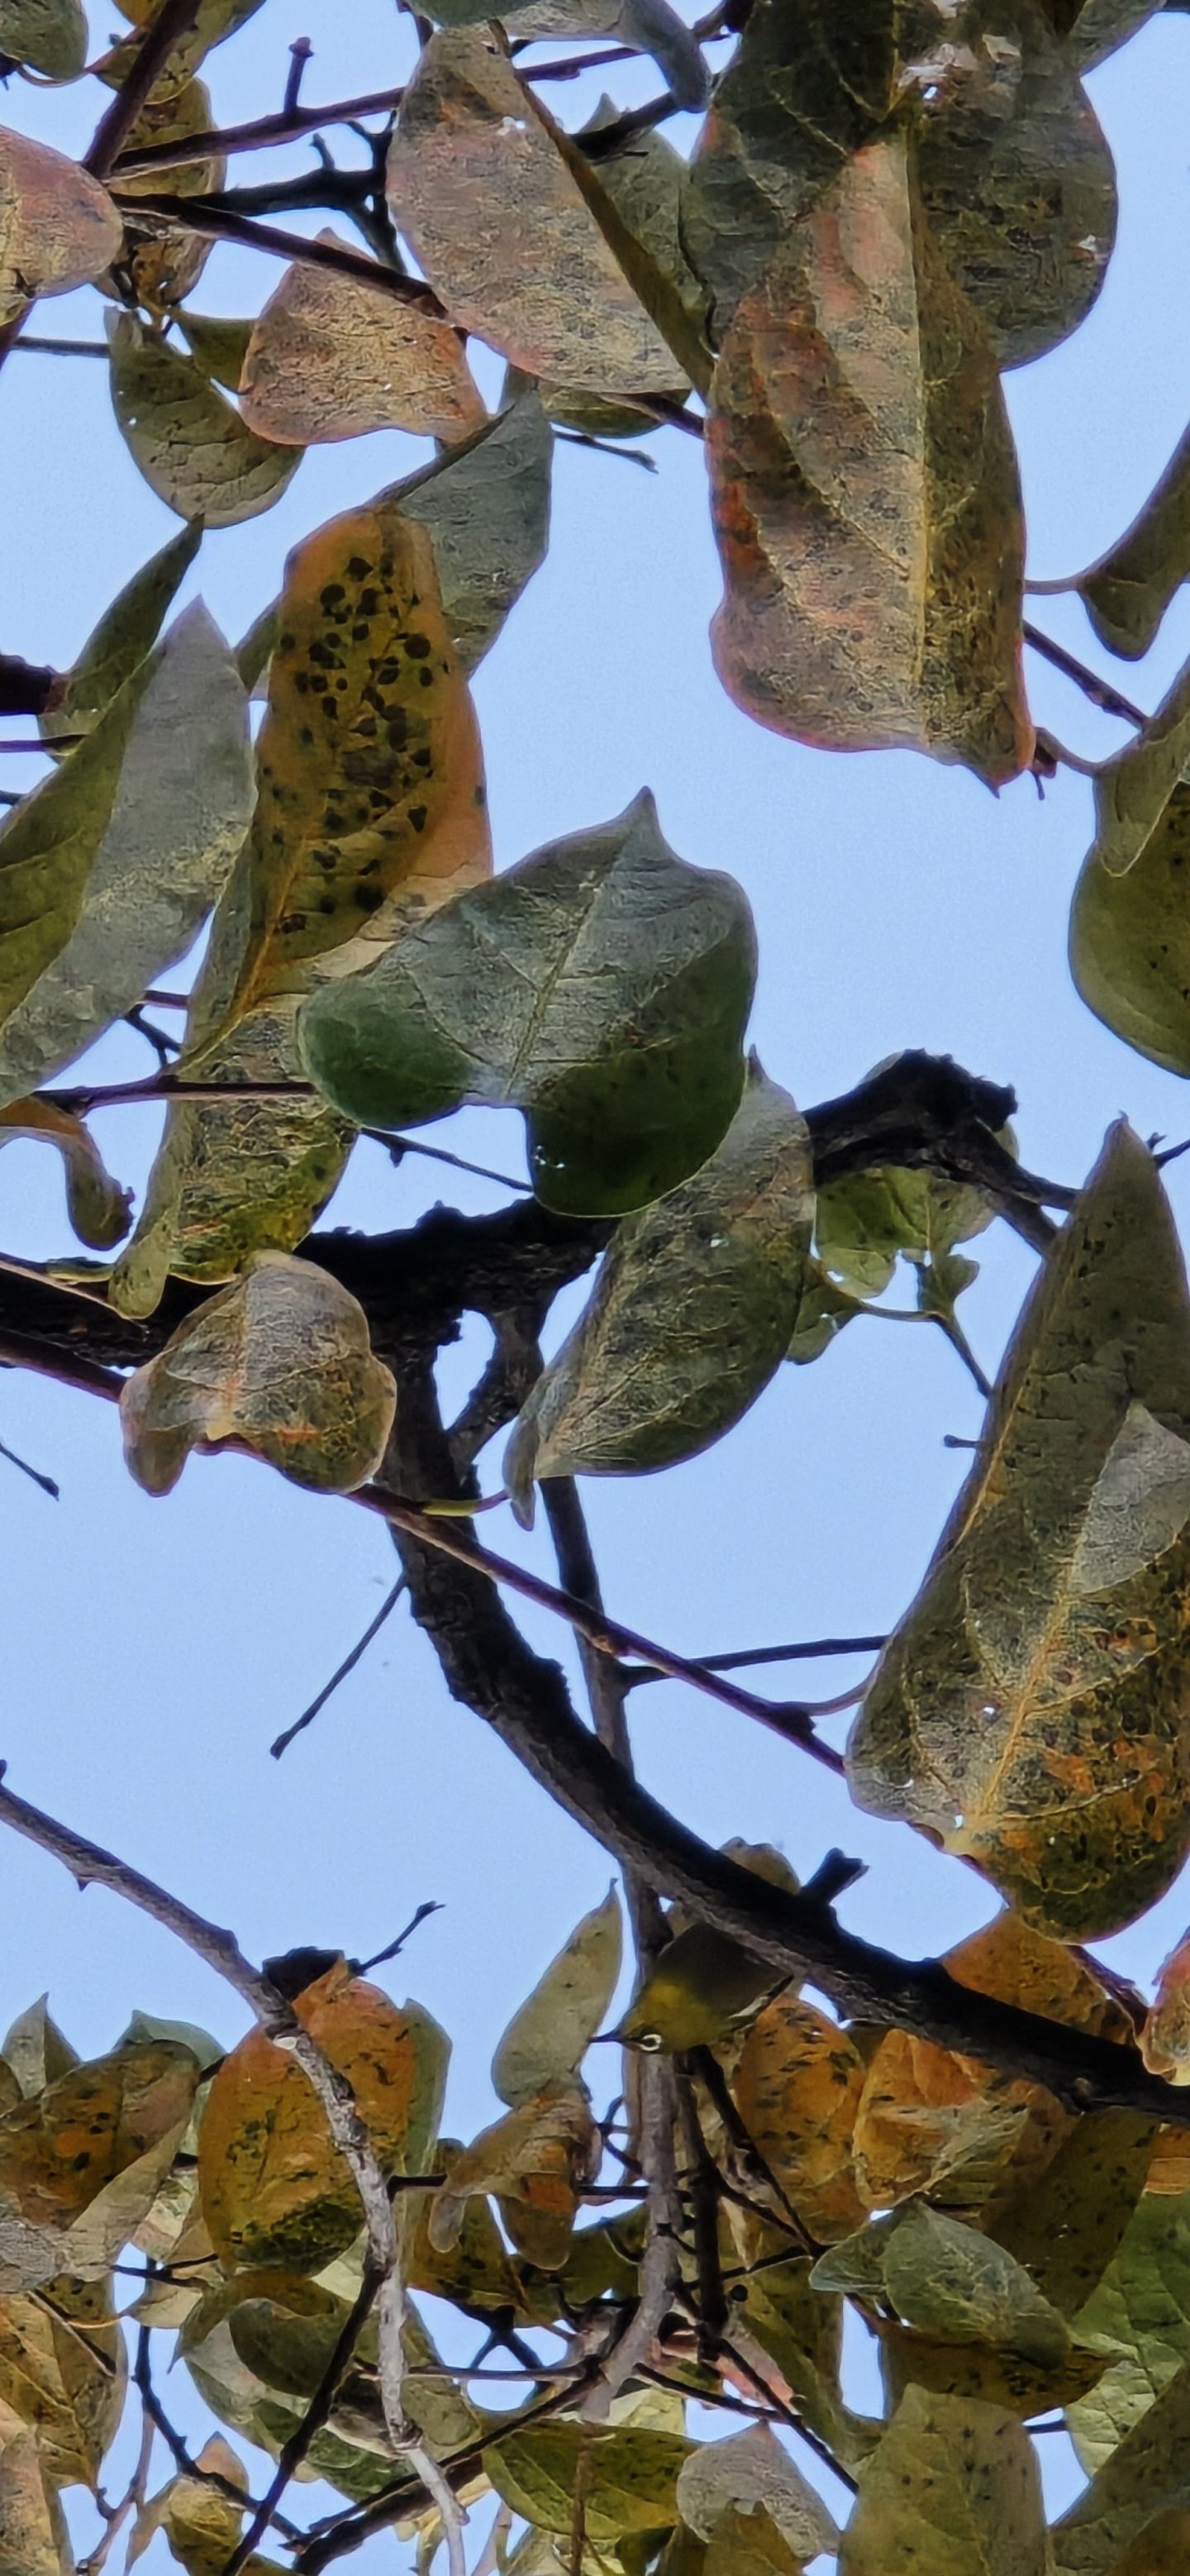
[1142,1925,1190,2077]
[0,2039,199,2232]
[0,2401,74,2575]
[877,2319,1107,2418]
[1076,421,1190,660]
[1053,2364,1190,2572]
[0,127,121,325]
[429,2082,599,2269]
[240,240,486,448]
[706,127,1032,785]
[120,1252,397,1497]
[839,2386,1050,2576]
[107,314,302,527]
[385,30,682,394]
[198,1963,447,2273]
[731,1992,867,2243]
[846,1123,1190,1937]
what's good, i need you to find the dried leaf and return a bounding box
[298,789,755,1219]
[1069,660,1190,1073]
[846,1123,1190,1938]
[385,389,552,672]
[839,2385,1050,2575]
[1067,2190,1190,2473]
[677,2425,837,2561]
[0,128,121,324]
[0,603,253,1108]
[40,521,202,751]
[492,1888,622,2107]
[486,2421,689,2541]
[384,31,682,394]
[1,2002,77,2101]
[430,2082,598,2268]
[240,239,485,447]
[102,0,267,96]
[0,2405,74,2575]
[731,1993,867,2243]
[113,79,225,310]
[706,129,1032,785]
[198,1963,447,2274]
[0,1100,131,1250]
[0,0,86,79]
[0,2277,125,2488]
[504,1062,812,1519]
[107,314,302,527]
[1077,422,1190,660]
[1053,2363,1190,2571]
[120,1252,397,1497]
[0,2039,199,2232]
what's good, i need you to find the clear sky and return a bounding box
[3,2,1190,2561]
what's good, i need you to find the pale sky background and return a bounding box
[3,2,1190,2561]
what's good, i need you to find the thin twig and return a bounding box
[87,0,209,179]
[1022,622,1148,729]
[284,35,313,116]
[0,1433,58,1498]
[79,2391,155,2574]
[355,1899,441,1977]
[271,1576,407,1758]
[132,2326,303,2542]
[7,336,110,357]
[363,1127,529,1193]
[625,1634,887,1685]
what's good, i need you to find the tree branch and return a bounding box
[111,84,408,174]
[1022,623,1148,731]
[87,0,209,180]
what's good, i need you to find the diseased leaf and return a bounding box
[0,1100,131,1250]
[385,389,553,672]
[107,314,302,526]
[0,0,87,79]
[0,128,121,324]
[0,2039,199,2231]
[492,1887,622,2107]
[1053,2363,1190,2571]
[705,129,1033,785]
[0,602,253,1108]
[533,107,708,432]
[486,2421,689,2541]
[839,2386,1050,2575]
[878,2319,1107,2417]
[120,1252,397,1497]
[846,1123,1190,1938]
[40,522,202,751]
[430,2082,598,2268]
[1069,660,1190,1073]
[504,1062,812,1519]
[880,2203,1072,2364]
[384,31,682,394]
[299,789,755,1219]
[677,2424,837,2561]
[0,2278,125,2488]
[1068,2192,1190,2473]
[0,2403,74,2575]
[1077,422,1190,659]
[198,1963,447,2273]
[731,1992,867,2243]
[240,241,487,447]
[112,79,225,311]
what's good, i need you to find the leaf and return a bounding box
[384,31,683,394]
[113,79,225,311]
[407,2144,532,2317]
[1,2002,77,2101]
[485,2421,689,2541]
[240,240,485,447]
[989,2109,1156,2320]
[40,522,202,751]
[815,1155,997,1301]
[879,2203,1072,2364]
[731,1992,868,2242]
[1077,421,1190,659]
[107,315,302,526]
[0,0,87,79]
[532,108,708,433]
[702,2506,802,2576]
[0,601,253,1108]
[198,1963,447,2273]
[0,2039,199,2232]
[299,789,755,1219]
[431,0,707,107]
[1069,661,1190,1074]
[1053,2363,1190,2572]
[120,1252,397,1497]
[1107,2511,1190,2575]
[0,1100,131,1250]
[0,128,121,323]
[492,1888,622,2107]
[1142,1926,1190,2078]
[706,126,1032,785]
[101,0,267,96]
[1054,0,1163,67]
[912,0,1116,370]
[1067,2191,1190,2473]
[504,1062,812,1520]
[839,2387,1050,2574]
[0,2405,74,2576]
[878,2319,1107,2417]
[429,2082,599,2268]
[384,389,553,673]
[846,1123,1190,1938]
[0,2277,126,2488]
[613,1923,784,2054]
[676,2425,837,2561]
[128,2435,281,2575]
[178,312,253,392]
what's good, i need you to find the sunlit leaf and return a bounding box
[676,2425,837,2561]
[731,1992,867,2243]
[0,2401,74,2575]
[878,2318,1107,2417]
[705,128,1032,785]
[492,1887,622,2108]
[0,1100,131,1249]
[112,79,225,311]
[486,2421,689,2541]
[385,389,553,672]
[815,1149,1000,1301]
[505,1062,812,1519]
[1068,2191,1190,2473]
[0,602,252,1108]
[0,2039,199,2231]
[1069,659,1190,1073]
[107,315,302,526]
[199,1963,446,2275]
[0,2277,125,2488]
[0,0,86,79]
[988,2107,1155,2321]
[839,2385,1050,2574]
[882,2203,1072,2363]
[846,1123,1190,1937]
[1077,420,1190,658]
[120,1252,397,1497]
[407,2142,534,2318]
[299,789,755,1219]
[240,239,487,447]
[39,521,202,751]
[384,31,683,394]
[1053,2363,1190,2571]
[429,2082,598,2268]
[0,127,121,324]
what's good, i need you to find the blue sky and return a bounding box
[3,1,1190,2558]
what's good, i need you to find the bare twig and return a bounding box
[107,195,446,308]
[1022,622,1148,730]
[79,2391,155,2574]
[284,35,313,115]
[625,1633,887,1686]
[271,1577,407,1758]
[132,2326,303,2541]
[0,1433,58,1499]
[5,336,110,356]
[112,85,407,174]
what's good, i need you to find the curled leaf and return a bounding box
[492,1888,622,2106]
[39,521,203,751]
[0,1100,131,1249]
[429,2082,599,2268]
[1077,419,1190,660]
[1069,660,1190,1073]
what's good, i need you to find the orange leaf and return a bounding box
[732,1993,867,2242]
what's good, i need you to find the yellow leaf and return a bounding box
[732,1994,867,2242]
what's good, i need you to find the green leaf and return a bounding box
[1067,2192,1190,2473]
[1053,2363,1190,2571]
[504,1061,812,1518]
[384,31,683,395]
[1054,0,1162,67]
[485,2422,689,2542]
[0,1100,131,1250]
[878,2320,1108,2419]
[107,314,302,527]
[120,1252,397,1498]
[0,0,87,79]
[383,390,553,674]
[0,128,121,323]
[839,2386,1050,2574]
[492,1887,622,2107]
[299,789,755,1219]
[815,1155,997,1300]
[846,1123,1190,1938]
[1076,422,1190,658]
[988,2107,1156,2321]
[427,0,707,107]
[39,522,202,750]
[239,237,487,448]
[177,312,253,392]
[879,2204,1072,2364]
[0,602,253,1109]
[1069,660,1190,1072]
[676,2425,837,2562]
